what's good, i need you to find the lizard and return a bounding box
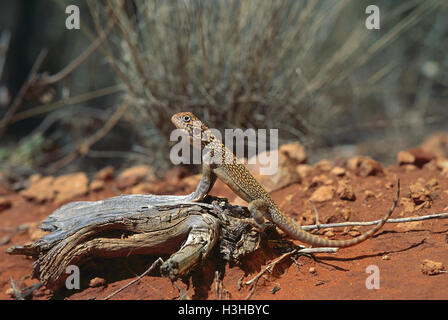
[171,111,400,248]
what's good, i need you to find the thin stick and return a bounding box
[6,84,123,124]
[243,245,340,300]
[44,17,116,85]
[0,49,48,139]
[309,200,321,230]
[47,103,129,174]
[45,34,105,84]
[10,277,24,300]
[297,247,339,253]
[300,212,448,231]
[245,282,257,300]
[244,249,299,300]
[245,250,297,286]
[102,257,163,300]
[214,271,224,300]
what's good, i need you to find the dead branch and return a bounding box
[300,212,448,232]
[9,84,123,124]
[44,21,115,85]
[7,195,260,291]
[47,103,129,174]
[0,49,48,139]
[244,249,297,300]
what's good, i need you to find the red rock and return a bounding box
[53,172,89,204]
[0,235,11,245]
[420,132,448,158]
[246,149,301,192]
[95,166,115,181]
[89,277,106,288]
[296,164,312,179]
[409,181,432,207]
[336,181,356,201]
[348,229,361,237]
[310,186,335,203]
[5,288,15,298]
[347,156,383,177]
[29,174,42,184]
[397,148,435,168]
[421,259,445,275]
[0,183,9,196]
[331,167,346,177]
[117,176,140,189]
[279,141,307,164]
[403,164,418,171]
[364,190,376,200]
[0,197,11,212]
[164,167,190,185]
[314,160,331,172]
[323,229,335,237]
[20,176,55,202]
[117,165,155,189]
[130,182,155,194]
[310,175,333,187]
[89,179,105,192]
[339,208,352,221]
[426,178,439,190]
[397,151,415,165]
[396,220,424,232]
[435,157,448,170]
[300,209,317,225]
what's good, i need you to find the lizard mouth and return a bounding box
[170,114,182,127]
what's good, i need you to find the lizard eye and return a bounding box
[182,115,191,123]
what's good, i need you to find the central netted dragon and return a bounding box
[171,112,399,248]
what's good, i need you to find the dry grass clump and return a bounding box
[88,0,447,168]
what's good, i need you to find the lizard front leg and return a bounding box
[188,162,217,202]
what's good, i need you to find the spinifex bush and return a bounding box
[88,0,447,167]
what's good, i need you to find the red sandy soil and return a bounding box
[1,146,448,300]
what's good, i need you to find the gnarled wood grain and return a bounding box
[8,194,260,290]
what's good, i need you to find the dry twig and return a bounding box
[47,103,129,174]
[102,257,163,300]
[0,49,48,139]
[300,212,448,231]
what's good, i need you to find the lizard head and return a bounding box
[171,112,200,131]
[171,112,212,148]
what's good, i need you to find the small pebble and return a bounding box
[89,277,106,288]
[5,288,15,297]
[421,259,445,275]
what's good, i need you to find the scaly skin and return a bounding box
[171,112,399,247]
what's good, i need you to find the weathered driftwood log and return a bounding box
[7,194,260,291]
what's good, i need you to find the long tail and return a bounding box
[280,179,400,248]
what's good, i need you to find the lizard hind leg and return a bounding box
[242,199,272,232]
